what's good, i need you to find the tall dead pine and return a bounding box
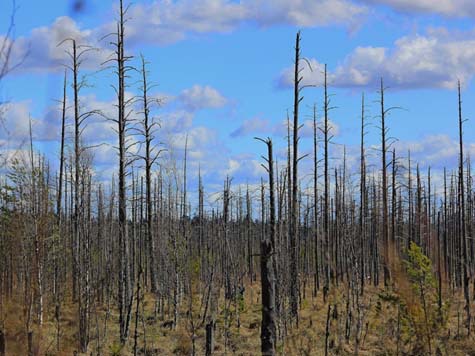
[379,78,390,286]
[457,81,471,335]
[112,0,133,343]
[290,30,302,322]
[256,137,277,355]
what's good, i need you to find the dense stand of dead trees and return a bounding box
[0,8,475,354]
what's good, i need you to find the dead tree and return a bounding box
[135,55,163,293]
[379,78,390,286]
[106,0,135,343]
[118,3,130,343]
[53,71,67,351]
[133,177,144,356]
[59,37,97,352]
[28,120,43,328]
[312,103,320,297]
[359,93,367,295]
[256,137,277,355]
[321,64,332,299]
[457,80,471,335]
[290,31,302,321]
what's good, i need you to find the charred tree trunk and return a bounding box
[140,56,159,294]
[359,93,366,296]
[457,81,471,335]
[323,64,331,300]
[290,31,302,322]
[114,0,133,344]
[313,103,320,297]
[379,78,390,287]
[256,137,277,355]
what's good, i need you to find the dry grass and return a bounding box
[2,280,475,355]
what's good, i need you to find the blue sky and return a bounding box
[1,0,475,196]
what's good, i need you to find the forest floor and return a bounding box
[3,281,475,355]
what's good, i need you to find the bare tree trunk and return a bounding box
[133,178,144,356]
[54,71,67,351]
[457,81,471,335]
[290,31,301,322]
[359,93,366,296]
[379,79,390,287]
[115,0,132,343]
[139,56,159,294]
[323,64,331,300]
[256,138,277,355]
[313,103,320,298]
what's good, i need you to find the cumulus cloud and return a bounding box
[393,134,465,169]
[0,101,59,143]
[42,87,231,185]
[221,154,266,181]
[168,126,218,152]
[248,0,367,27]
[178,85,227,111]
[123,0,248,45]
[2,0,368,74]
[230,117,271,138]
[124,0,367,45]
[6,16,110,73]
[277,29,475,89]
[360,0,475,18]
[0,82,227,181]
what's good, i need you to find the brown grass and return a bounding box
[1,279,475,355]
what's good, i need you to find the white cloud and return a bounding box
[7,16,110,73]
[221,154,266,180]
[168,126,218,152]
[0,101,60,143]
[2,0,368,74]
[230,117,271,138]
[360,0,475,18]
[393,134,462,169]
[123,0,248,45]
[61,88,231,186]
[278,29,475,89]
[124,0,367,45]
[178,85,227,111]
[248,0,367,27]
[92,143,118,165]
[159,109,192,132]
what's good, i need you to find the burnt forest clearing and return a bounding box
[1,0,475,355]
